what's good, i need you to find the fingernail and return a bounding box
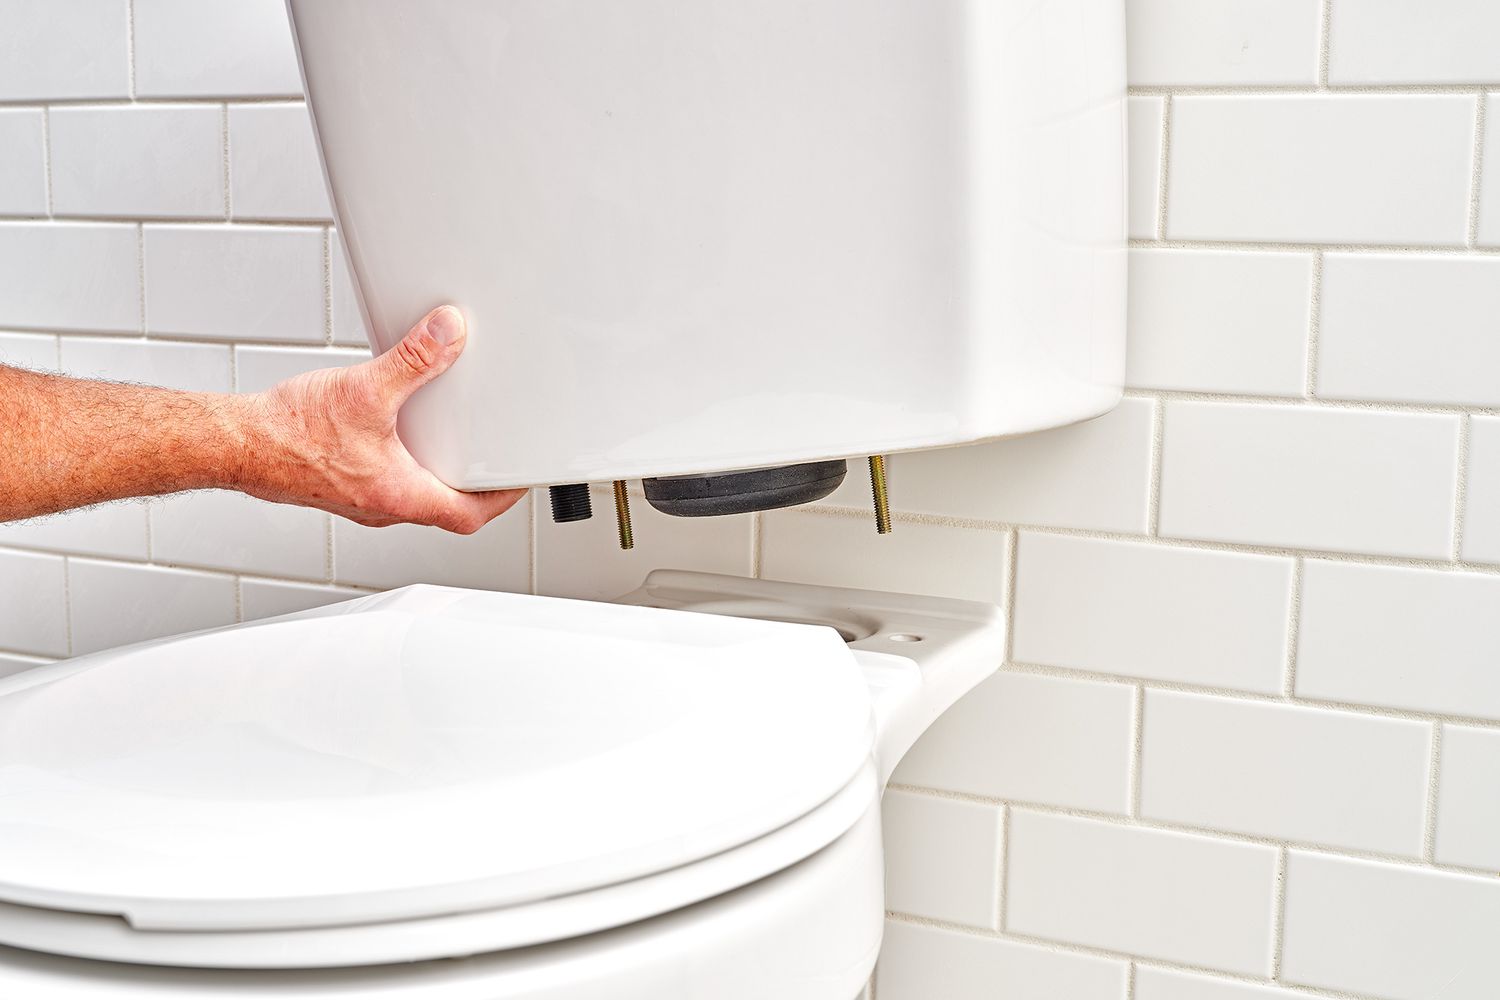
[427,306,462,346]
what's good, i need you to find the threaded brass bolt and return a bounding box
[613,480,634,550]
[869,455,892,534]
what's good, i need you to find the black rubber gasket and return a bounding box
[644,460,848,517]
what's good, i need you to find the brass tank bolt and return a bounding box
[613,480,635,550]
[869,455,892,534]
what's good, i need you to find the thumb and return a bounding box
[366,305,467,409]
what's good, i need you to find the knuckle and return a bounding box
[393,334,438,377]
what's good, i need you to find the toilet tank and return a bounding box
[287,0,1126,492]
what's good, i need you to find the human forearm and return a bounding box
[0,307,524,532]
[0,365,257,520]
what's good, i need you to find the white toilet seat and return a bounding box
[0,586,876,968]
[0,572,1005,997]
[0,762,877,970]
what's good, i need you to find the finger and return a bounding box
[363,305,467,411]
[384,466,527,534]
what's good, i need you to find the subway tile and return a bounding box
[1435,724,1500,871]
[133,0,302,99]
[894,671,1134,814]
[1328,0,1500,85]
[824,398,1155,533]
[1006,811,1278,976]
[333,493,531,592]
[151,491,326,580]
[1127,97,1163,240]
[1281,851,1500,1000]
[229,103,333,221]
[1169,95,1475,245]
[1159,402,1459,558]
[760,510,1005,604]
[233,345,368,394]
[881,790,1003,928]
[537,493,752,602]
[0,653,52,681]
[0,223,140,333]
[876,922,1128,1000]
[1137,968,1317,1000]
[0,503,148,561]
[0,549,68,657]
[1319,254,1500,406]
[240,580,365,623]
[1461,416,1500,565]
[1297,561,1500,720]
[1480,95,1500,247]
[330,235,373,346]
[1126,248,1312,395]
[144,225,324,342]
[1140,691,1430,856]
[0,332,58,371]
[1013,533,1292,694]
[59,337,232,393]
[1126,0,1320,86]
[0,110,47,215]
[69,559,237,655]
[49,106,224,219]
[0,0,130,101]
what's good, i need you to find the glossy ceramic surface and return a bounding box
[0,587,872,931]
[287,0,1127,489]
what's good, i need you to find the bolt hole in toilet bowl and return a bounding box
[0,572,1005,998]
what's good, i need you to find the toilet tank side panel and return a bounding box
[289,0,1126,490]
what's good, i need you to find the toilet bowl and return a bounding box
[0,571,1003,998]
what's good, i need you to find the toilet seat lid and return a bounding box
[0,586,873,931]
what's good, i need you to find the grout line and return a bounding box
[221,103,231,220]
[1283,559,1304,698]
[1467,92,1488,249]
[232,574,244,623]
[885,913,1384,1000]
[323,513,334,583]
[1002,528,1019,662]
[40,107,53,217]
[136,223,146,334]
[1126,963,1137,1000]
[0,214,329,228]
[996,804,1012,931]
[1129,82,1488,97]
[1155,95,1173,240]
[1422,723,1445,862]
[1305,251,1323,398]
[0,95,305,109]
[1318,0,1333,89]
[1129,237,1500,255]
[1452,415,1472,562]
[61,557,73,657]
[322,228,333,344]
[1002,659,1500,733]
[1129,684,1146,818]
[750,511,764,578]
[527,490,539,596]
[1147,398,1165,536]
[892,789,1496,881]
[126,0,137,101]
[1123,386,1497,417]
[793,501,1500,576]
[1271,846,1290,980]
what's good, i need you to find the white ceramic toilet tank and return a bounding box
[287,0,1126,492]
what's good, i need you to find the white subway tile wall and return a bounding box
[1434,724,1500,872]
[48,105,224,219]
[880,790,1004,928]
[1126,248,1313,396]
[3,2,1499,997]
[0,109,47,215]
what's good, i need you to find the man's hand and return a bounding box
[0,305,525,534]
[238,306,525,533]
